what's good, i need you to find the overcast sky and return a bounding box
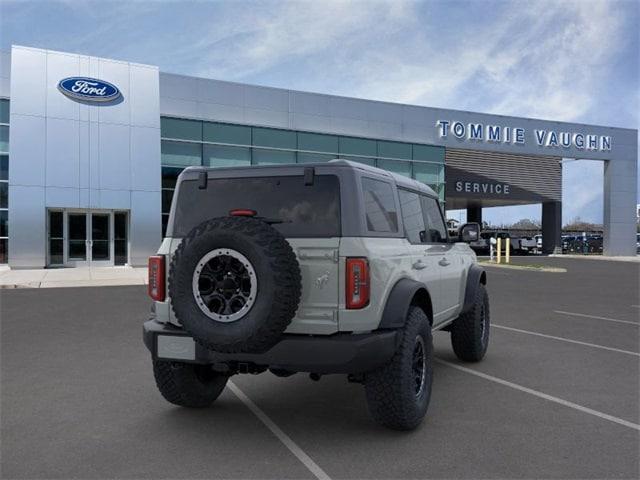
[1,0,638,225]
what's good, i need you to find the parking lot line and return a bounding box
[435,359,640,432]
[228,381,331,480]
[492,324,640,357]
[554,310,639,326]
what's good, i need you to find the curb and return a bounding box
[0,279,147,289]
[480,262,567,273]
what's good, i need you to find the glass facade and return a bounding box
[0,99,8,263]
[159,116,445,235]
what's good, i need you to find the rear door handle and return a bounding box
[412,260,427,270]
[438,258,450,267]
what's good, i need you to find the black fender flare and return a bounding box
[461,264,487,314]
[377,278,432,330]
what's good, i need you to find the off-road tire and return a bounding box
[364,307,433,430]
[450,283,490,362]
[153,360,228,408]
[169,216,301,353]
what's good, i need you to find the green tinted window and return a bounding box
[252,127,296,149]
[377,159,412,178]
[339,137,377,157]
[298,132,338,153]
[341,155,376,166]
[0,100,8,124]
[0,183,7,208]
[413,144,444,163]
[0,155,7,181]
[162,167,183,189]
[203,122,251,145]
[253,148,296,165]
[161,140,201,166]
[297,152,335,164]
[378,140,411,160]
[413,162,443,185]
[0,126,8,153]
[161,117,202,141]
[204,145,251,167]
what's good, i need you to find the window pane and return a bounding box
[162,189,174,214]
[413,162,443,187]
[114,213,127,240]
[203,122,251,145]
[362,177,398,233]
[413,144,444,163]
[0,155,7,180]
[341,155,375,166]
[162,214,169,237]
[0,182,7,208]
[421,196,447,243]
[49,239,62,265]
[297,152,334,164]
[161,117,201,141]
[298,132,338,153]
[174,175,341,238]
[68,241,86,259]
[377,159,411,178]
[203,144,251,168]
[161,140,201,167]
[378,140,411,160]
[0,238,7,263]
[252,127,296,149]
[162,166,183,188]
[0,99,9,124]
[115,240,127,265]
[0,210,7,237]
[399,190,426,244]
[49,211,63,238]
[252,148,296,165]
[69,214,86,240]
[0,126,8,154]
[339,137,376,157]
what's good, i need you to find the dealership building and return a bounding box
[0,45,637,268]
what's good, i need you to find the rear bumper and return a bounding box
[143,319,398,374]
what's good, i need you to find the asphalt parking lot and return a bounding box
[1,257,639,479]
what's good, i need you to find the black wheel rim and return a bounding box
[413,336,426,397]
[192,248,257,322]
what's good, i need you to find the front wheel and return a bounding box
[364,307,433,430]
[153,360,228,408]
[450,283,490,362]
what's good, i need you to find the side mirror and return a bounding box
[459,223,480,243]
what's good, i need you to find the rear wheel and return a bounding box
[153,360,228,408]
[364,307,433,430]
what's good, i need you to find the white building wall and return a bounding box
[8,46,161,267]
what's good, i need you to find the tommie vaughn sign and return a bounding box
[436,120,612,152]
[58,77,121,102]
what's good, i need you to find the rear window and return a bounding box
[172,175,341,237]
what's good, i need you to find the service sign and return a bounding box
[58,77,121,102]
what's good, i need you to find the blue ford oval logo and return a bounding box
[58,77,121,102]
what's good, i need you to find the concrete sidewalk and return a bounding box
[0,266,148,289]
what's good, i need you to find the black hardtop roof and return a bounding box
[180,159,438,198]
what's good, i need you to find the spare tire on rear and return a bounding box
[169,216,301,353]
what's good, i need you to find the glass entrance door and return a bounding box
[90,213,111,265]
[67,213,88,266]
[47,210,129,267]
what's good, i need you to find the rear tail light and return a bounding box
[148,255,166,301]
[346,257,369,309]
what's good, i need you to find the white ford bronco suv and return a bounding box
[143,160,489,430]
